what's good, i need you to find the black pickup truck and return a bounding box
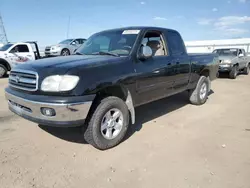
[5,27,219,150]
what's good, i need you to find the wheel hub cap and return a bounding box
[101,108,124,140]
[200,83,207,100]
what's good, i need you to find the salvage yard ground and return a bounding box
[0,74,250,188]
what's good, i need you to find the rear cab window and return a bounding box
[165,30,186,55]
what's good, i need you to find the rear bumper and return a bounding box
[5,88,94,127]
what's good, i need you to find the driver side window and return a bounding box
[9,45,29,53]
[140,31,167,56]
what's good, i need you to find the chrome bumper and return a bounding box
[5,91,92,127]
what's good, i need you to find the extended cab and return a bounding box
[5,27,219,150]
[0,42,41,78]
[213,48,250,79]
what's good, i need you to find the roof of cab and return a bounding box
[96,26,178,33]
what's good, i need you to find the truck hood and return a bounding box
[0,51,7,57]
[218,55,236,61]
[14,55,128,75]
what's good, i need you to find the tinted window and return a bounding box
[166,31,186,55]
[10,45,29,53]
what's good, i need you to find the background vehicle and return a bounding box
[45,38,86,57]
[0,42,41,78]
[213,48,250,79]
[5,27,219,150]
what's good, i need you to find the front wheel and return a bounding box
[243,64,249,75]
[229,66,238,79]
[61,49,70,56]
[83,96,129,150]
[0,64,7,78]
[189,76,209,105]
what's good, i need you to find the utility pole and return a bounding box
[66,16,71,39]
[0,13,8,44]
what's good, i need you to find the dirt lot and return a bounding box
[0,74,250,188]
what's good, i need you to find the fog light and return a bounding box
[41,107,56,117]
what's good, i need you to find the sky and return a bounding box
[0,0,250,47]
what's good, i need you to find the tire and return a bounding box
[0,64,7,78]
[229,66,238,79]
[189,76,209,105]
[243,64,249,75]
[83,96,130,150]
[61,49,70,56]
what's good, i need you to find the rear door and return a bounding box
[164,30,190,91]
[134,29,175,106]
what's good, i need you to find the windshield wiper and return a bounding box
[91,51,119,57]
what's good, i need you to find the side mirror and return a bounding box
[71,41,76,45]
[239,53,244,57]
[138,46,153,60]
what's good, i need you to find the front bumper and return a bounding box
[218,64,232,72]
[5,89,94,127]
[44,49,61,56]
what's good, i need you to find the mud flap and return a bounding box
[125,90,135,124]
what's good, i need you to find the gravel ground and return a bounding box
[0,74,250,188]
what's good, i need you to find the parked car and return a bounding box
[45,38,86,57]
[213,48,250,79]
[5,27,219,150]
[0,42,41,78]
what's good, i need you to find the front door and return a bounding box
[8,44,34,65]
[133,30,175,106]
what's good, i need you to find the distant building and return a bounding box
[185,38,250,54]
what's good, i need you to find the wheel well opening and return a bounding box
[200,69,210,77]
[84,85,129,125]
[97,85,128,101]
[0,59,11,71]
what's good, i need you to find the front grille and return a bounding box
[9,70,38,91]
[45,47,51,51]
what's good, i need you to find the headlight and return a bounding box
[41,75,79,92]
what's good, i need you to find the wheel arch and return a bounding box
[61,48,70,55]
[87,84,135,125]
[199,69,211,93]
[0,58,11,71]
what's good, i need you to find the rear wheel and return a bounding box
[189,76,209,105]
[0,64,7,78]
[83,96,129,150]
[61,49,70,56]
[243,64,249,75]
[229,65,238,79]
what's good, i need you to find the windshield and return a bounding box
[0,44,14,51]
[213,49,238,56]
[59,39,73,44]
[76,29,140,56]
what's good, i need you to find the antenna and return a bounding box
[0,13,8,44]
